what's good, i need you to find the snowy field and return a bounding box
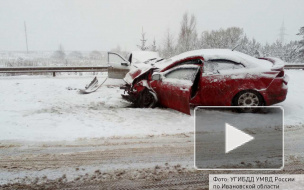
[0,70,303,141]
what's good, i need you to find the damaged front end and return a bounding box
[121,66,158,108]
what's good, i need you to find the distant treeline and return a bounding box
[135,13,304,63]
[0,50,108,67]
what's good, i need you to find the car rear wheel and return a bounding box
[233,90,264,112]
[137,89,157,108]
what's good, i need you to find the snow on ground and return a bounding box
[277,70,304,125]
[0,70,303,141]
[0,73,191,141]
[0,70,303,187]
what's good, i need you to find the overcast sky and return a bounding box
[0,0,303,52]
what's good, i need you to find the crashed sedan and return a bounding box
[121,49,289,114]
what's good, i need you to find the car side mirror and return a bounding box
[121,62,129,66]
[152,73,161,81]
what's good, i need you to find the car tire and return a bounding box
[137,89,157,108]
[233,90,264,113]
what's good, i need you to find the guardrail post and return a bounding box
[53,72,56,77]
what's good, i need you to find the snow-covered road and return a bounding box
[0,70,303,141]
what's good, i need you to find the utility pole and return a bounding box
[279,21,287,44]
[24,21,29,53]
[137,27,149,51]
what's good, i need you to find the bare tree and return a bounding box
[160,29,176,58]
[297,26,304,60]
[137,27,149,51]
[200,27,244,49]
[177,12,198,53]
[238,36,262,57]
[283,41,301,62]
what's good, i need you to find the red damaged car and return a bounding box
[121,49,289,114]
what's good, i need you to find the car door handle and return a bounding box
[180,88,189,92]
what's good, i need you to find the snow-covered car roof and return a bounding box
[154,49,274,70]
[124,49,285,84]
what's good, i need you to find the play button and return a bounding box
[225,123,254,154]
[194,106,284,170]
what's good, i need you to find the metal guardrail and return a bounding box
[284,65,304,69]
[0,66,108,77]
[0,64,302,77]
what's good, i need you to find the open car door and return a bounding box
[152,65,200,115]
[108,52,130,79]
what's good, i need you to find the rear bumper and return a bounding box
[260,76,288,105]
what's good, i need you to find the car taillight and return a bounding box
[276,70,284,77]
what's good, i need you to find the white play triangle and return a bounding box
[225,123,254,153]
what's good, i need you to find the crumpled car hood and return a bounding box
[123,63,154,85]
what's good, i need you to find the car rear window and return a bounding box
[204,59,244,73]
